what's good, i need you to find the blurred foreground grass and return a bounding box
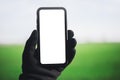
[0,43,120,80]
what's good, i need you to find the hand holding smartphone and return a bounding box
[37,7,67,65]
[20,7,76,80]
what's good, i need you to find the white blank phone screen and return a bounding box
[39,9,66,64]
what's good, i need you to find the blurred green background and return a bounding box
[0,43,120,80]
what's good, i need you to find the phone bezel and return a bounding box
[37,7,68,66]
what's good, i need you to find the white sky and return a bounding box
[0,0,120,44]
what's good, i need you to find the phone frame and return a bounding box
[37,7,68,66]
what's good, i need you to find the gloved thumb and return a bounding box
[23,30,38,66]
[24,30,38,53]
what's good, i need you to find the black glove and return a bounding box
[19,30,77,80]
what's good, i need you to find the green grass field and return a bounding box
[0,43,120,80]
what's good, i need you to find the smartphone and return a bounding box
[37,7,67,65]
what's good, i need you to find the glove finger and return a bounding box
[67,49,76,65]
[68,38,77,48]
[68,30,74,39]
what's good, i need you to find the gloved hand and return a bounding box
[19,30,77,80]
